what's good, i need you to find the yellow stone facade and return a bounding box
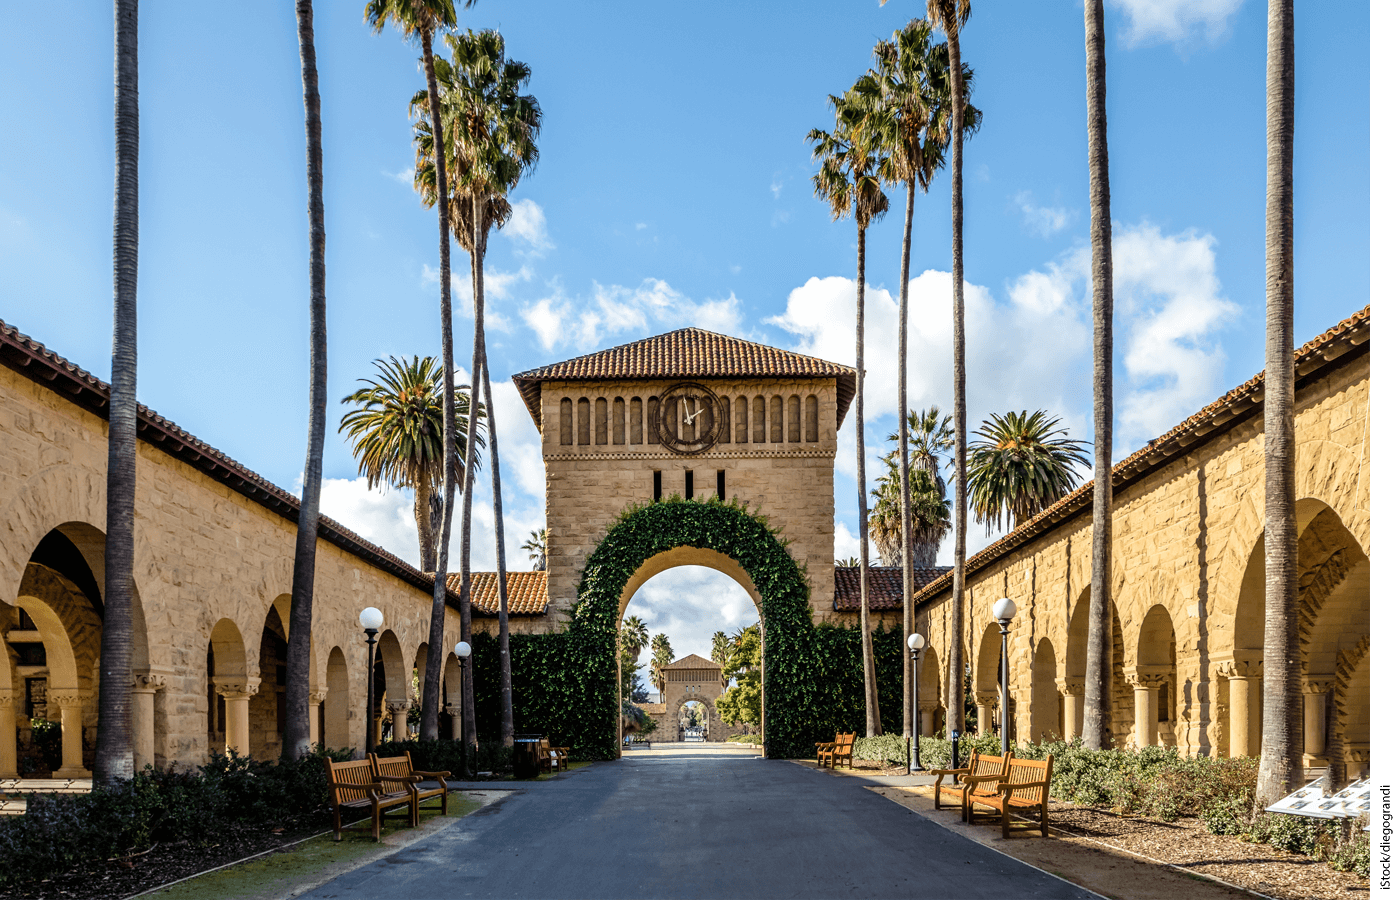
[914,313,1369,776]
[0,338,467,773]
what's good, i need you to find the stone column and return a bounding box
[1127,672,1167,749]
[0,694,16,777]
[387,700,411,742]
[50,692,89,778]
[1056,678,1084,742]
[309,690,327,747]
[1302,679,1333,764]
[213,678,261,757]
[1342,744,1369,780]
[445,704,463,740]
[1216,659,1261,758]
[974,691,997,736]
[131,673,167,772]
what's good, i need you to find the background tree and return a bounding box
[284,0,328,761]
[95,0,140,786]
[414,27,541,748]
[889,406,954,493]
[967,410,1089,533]
[809,83,892,739]
[521,528,548,571]
[710,630,732,675]
[1257,0,1300,805]
[717,625,762,731]
[338,355,481,569]
[365,0,469,744]
[619,615,650,707]
[649,634,674,700]
[926,0,973,755]
[868,451,950,567]
[1081,0,1115,751]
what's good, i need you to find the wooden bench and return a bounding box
[540,738,570,772]
[371,752,451,825]
[324,757,414,842]
[965,754,1054,838]
[957,750,1013,823]
[816,732,855,769]
[926,749,1013,812]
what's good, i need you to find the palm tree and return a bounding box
[887,407,954,491]
[94,0,139,787]
[869,451,951,568]
[649,634,675,701]
[284,0,328,761]
[414,28,541,748]
[365,0,470,744]
[967,411,1090,533]
[1082,0,1115,752]
[338,356,482,568]
[711,631,732,672]
[926,0,973,760]
[521,528,548,571]
[835,557,860,568]
[1257,0,1299,805]
[853,19,979,738]
[621,615,649,663]
[809,84,892,740]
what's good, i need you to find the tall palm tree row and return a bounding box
[967,410,1090,534]
[808,84,892,738]
[412,28,541,747]
[1256,0,1299,806]
[365,0,470,743]
[1081,0,1115,752]
[849,19,979,736]
[926,0,973,753]
[284,0,329,761]
[95,0,140,786]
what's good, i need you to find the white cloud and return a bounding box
[389,165,414,185]
[500,198,554,255]
[318,477,426,568]
[421,264,514,333]
[1109,0,1244,47]
[520,278,745,353]
[1112,222,1238,449]
[484,264,533,302]
[770,177,784,200]
[1015,190,1071,238]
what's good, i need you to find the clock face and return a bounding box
[657,382,724,455]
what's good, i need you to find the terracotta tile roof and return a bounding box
[0,318,440,601]
[512,327,857,431]
[833,566,948,611]
[662,653,721,670]
[913,305,1371,608]
[445,571,549,616]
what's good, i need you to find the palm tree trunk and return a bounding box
[897,178,916,739]
[285,0,327,761]
[945,13,968,743]
[414,474,434,570]
[1257,0,1300,806]
[458,195,489,751]
[1081,0,1115,752]
[419,25,455,743]
[94,0,139,787]
[477,225,515,749]
[855,225,881,738]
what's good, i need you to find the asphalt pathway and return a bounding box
[304,745,1097,899]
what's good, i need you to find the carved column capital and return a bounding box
[131,673,167,694]
[973,691,998,707]
[385,700,412,714]
[49,692,84,708]
[1055,677,1085,697]
[1303,677,1335,694]
[0,694,16,711]
[1215,659,1262,680]
[213,677,261,700]
[1127,667,1171,690]
[444,704,463,716]
[309,690,328,704]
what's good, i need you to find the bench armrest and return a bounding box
[328,779,382,794]
[411,770,452,779]
[961,773,1006,785]
[924,766,969,777]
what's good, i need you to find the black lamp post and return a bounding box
[455,640,472,771]
[360,606,384,756]
[992,597,1018,757]
[907,632,926,773]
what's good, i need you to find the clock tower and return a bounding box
[512,328,856,628]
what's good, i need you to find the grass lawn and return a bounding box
[140,791,487,900]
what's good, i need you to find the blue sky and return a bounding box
[0,1,1371,674]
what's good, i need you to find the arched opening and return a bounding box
[1134,605,1177,748]
[1066,588,1128,747]
[974,623,1002,737]
[1030,637,1059,743]
[324,647,351,753]
[621,555,762,748]
[249,603,289,761]
[916,644,941,737]
[374,630,408,744]
[207,618,249,756]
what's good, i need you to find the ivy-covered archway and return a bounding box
[564,496,902,759]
